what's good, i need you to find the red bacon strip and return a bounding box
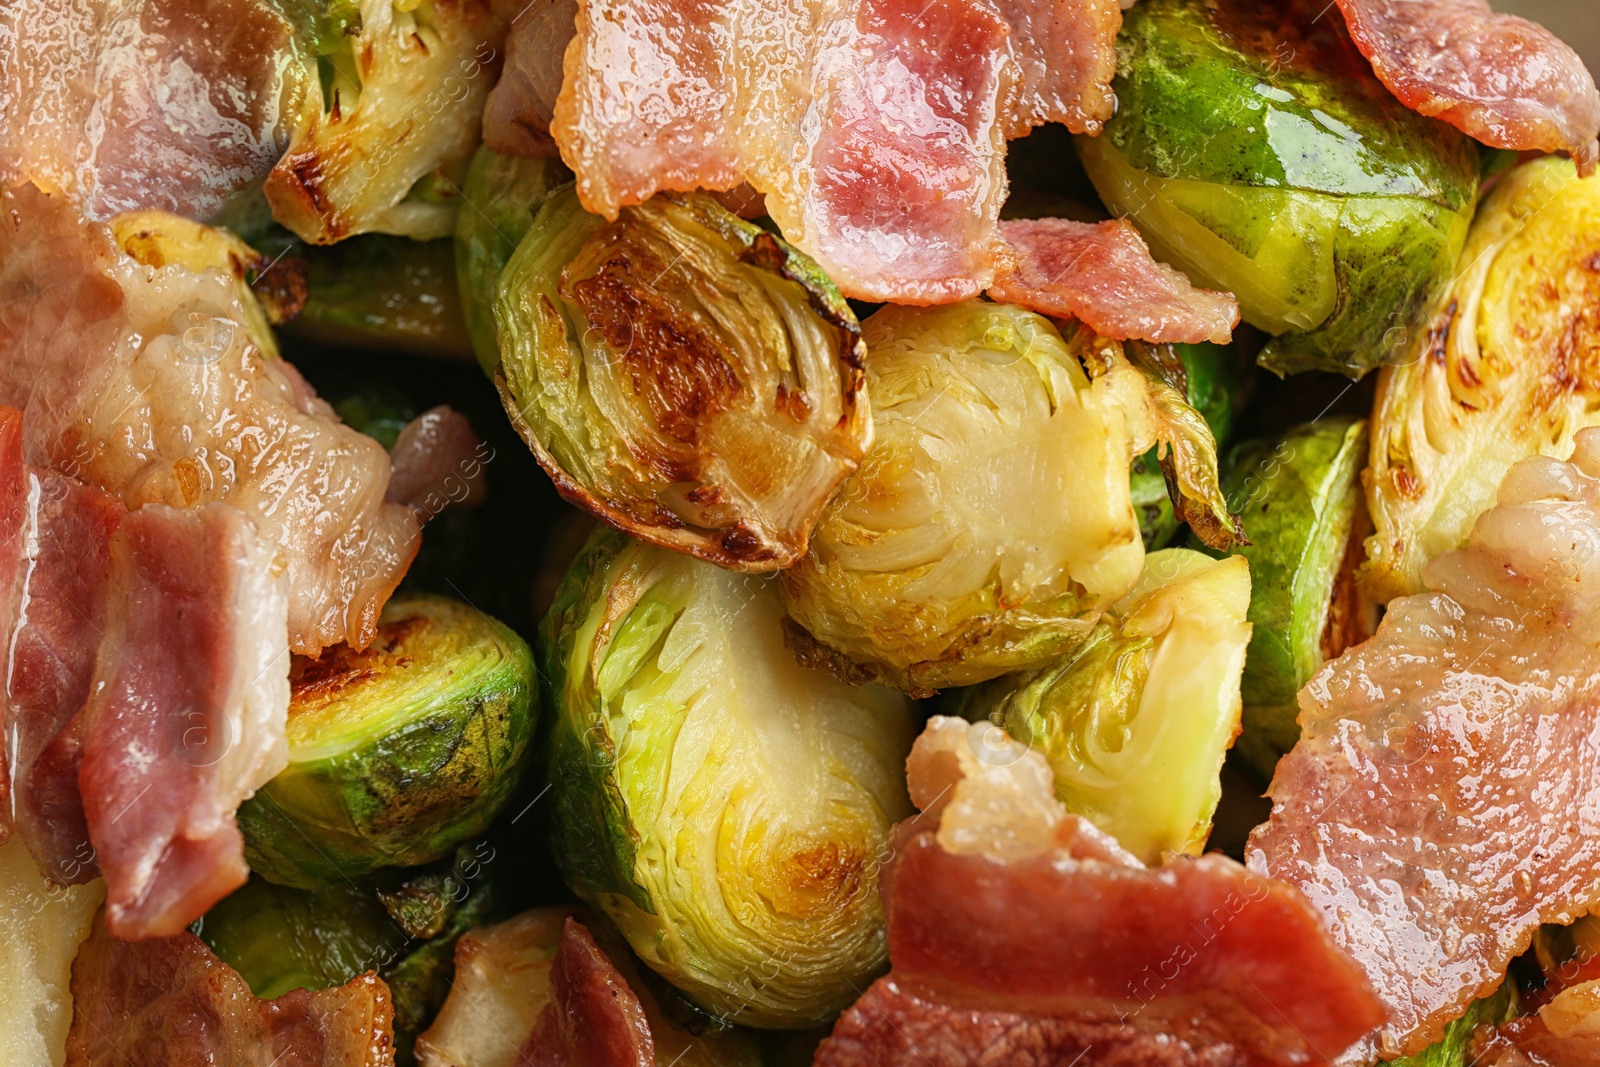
[1249,438,1600,1055]
[79,503,290,940]
[816,718,1382,1067]
[1333,0,1600,171]
[67,912,395,1067]
[991,218,1242,345]
[519,918,655,1067]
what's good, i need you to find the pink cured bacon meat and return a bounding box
[1249,431,1600,1056]
[993,218,1242,346]
[519,918,656,1067]
[67,913,396,1067]
[1333,0,1600,171]
[816,718,1382,1067]
[0,0,312,220]
[79,503,290,940]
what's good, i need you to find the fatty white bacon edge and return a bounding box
[0,183,420,657]
[1250,429,1600,1056]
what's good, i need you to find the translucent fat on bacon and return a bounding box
[1250,428,1600,1056]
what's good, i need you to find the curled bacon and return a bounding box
[817,718,1382,1067]
[1333,0,1600,171]
[991,218,1242,345]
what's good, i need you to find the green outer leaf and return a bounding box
[1217,419,1367,779]
[1132,341,1238,549]
[538,527,659,917]
[289,235,472,360]
[1387,983,1515,1067]
[239,596,538,888]
[1110,0,1479,208]
[453,147,570,374]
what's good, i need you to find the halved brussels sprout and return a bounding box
[1220,419,1376,779]
[285,236,473,360]
[238,594,537,888]
[1387,984,1515,1067]
[540,528,917,1028]
[1365,157,1600,602]
[454,147,570,373]
[265,0,512,242]
[1079,0,1480,377]
[494,184,871,572]
[779,302,1237,695]
[201,845,500,1063]
[951,549,1251,863]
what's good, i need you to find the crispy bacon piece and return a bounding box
[816,718,1382,1067]
[0,184,420,656]
[1249,434,1600,1056]
[1333,0,1600,172]
[991,218,1242,345]
[519,918,655,1067]
[78,503,290,940]
[0,0,310,219]
[491,0,1151,311]
[67,913,396,1067]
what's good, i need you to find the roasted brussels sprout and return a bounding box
[454,147,570,373]
[1079,0,1480,377]
[239,594,537,888]
[541,528,917,1028]
[0,839,102,1067]
[285,236,473,359]
[494,184,871,571]
[265,0,512,242]
[1365,157,1600,602]
[952,549,1251,863]
[780,302,1237,694]
[1220,419,1375,779]
[201,844,500,1063]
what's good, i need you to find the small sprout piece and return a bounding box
[954,549,1252,863]
[266,0,513,242]
[781,302,1236,694]
[541,529,917,1028]
[238,595,537,888]
[1366,158,1600,601]
[454,147,570,373]
[1221,419,1375,779]
[1081,0,1480,377]
[287,236,474,360]
[495,184,870,571]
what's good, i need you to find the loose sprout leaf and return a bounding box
[494,184,871,572]
[539,528,917,1028]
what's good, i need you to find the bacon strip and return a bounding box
[991,218,1242,345]
[0,183,419,656]
[519,918,655,1067]
[67,913,396,1067]
[0,0,310,220]
[78,503,289,940]
[491,0,1142,310]
[1249,435,1600,1056]
[816,718,1382,1067]
[1333,0,1600,172]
